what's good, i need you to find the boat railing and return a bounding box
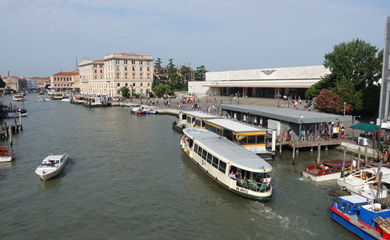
[236,178,271,192]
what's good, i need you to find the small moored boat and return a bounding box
[12,95,24,101]
[0,147,15,162]
[35,154,69,180]
[130,107,146,115]
[337,167,390,192]
[302,160,360,182]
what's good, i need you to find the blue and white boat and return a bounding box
[330,195,390,239]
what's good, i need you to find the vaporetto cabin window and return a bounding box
[212,157,218,169]
[207,153,212,164]
[219,161,226,173]
[197,147,202,157]
[194,144,198,153]
[202,149,207,160]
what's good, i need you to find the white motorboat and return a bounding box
[0,147,15,162]
[61,98,70,102]
[337,167,390,192]
[181,127,273,200]
[12,94,24,101]
[35,154,69,181]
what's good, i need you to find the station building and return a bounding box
[188,65,330,98]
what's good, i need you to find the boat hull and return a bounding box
[0,155,15,162]
[302,170,341,182]
[35,154,68,181]
[330,205,378,240]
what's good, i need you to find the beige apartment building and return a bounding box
[50,70,80,92]
[79,53,153,97]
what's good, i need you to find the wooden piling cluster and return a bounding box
[0,117,23,145]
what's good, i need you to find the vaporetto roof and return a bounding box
[206,118,267,133]
[184,128,272,172]
[218,104,351,124]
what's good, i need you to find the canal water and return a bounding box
[0,94,356,239]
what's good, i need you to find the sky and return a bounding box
[1,0,390,77]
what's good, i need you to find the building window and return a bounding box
[117,73,120,78]
[125,73,128,79]
[140,67,143,71]
[116,60,120,64]
[147,67,150,72]
[124,60,128,64]
[100,70,102,73]
[140,73,143,79]
[148,83,150,87]
[125,66,127,71]
[116,66,119,71]
[117,83,120,87]
[132,60,135,65]
[140,61,143,65]
[133,83,135,87]
[147,73,150,79]
[140,83,143,87]
[132,73,135,79]
[132,66,135,71]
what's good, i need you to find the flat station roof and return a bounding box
[218,104,351,124]
[206,118,267,133]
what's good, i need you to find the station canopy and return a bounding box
[349,122,380,132]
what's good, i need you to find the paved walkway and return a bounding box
[123,95,362,140]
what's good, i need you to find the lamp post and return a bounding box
[343,102,346,116]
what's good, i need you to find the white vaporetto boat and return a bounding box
[181,128,273,200]
[337,167,390,192]
[35,154,69,181]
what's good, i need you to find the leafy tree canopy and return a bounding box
[194,65,207,80]
[306,39,382,115]
[119,86,130,98]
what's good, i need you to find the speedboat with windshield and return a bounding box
[35,154,69,181]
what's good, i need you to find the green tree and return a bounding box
[119,86,130,98]
[166,59,180,89]
[154,58,163,74]
[180,65,191,82]
[306,39,382,114]
[0,76,5,88]
[194,65,207,80]
[153,83,171,97]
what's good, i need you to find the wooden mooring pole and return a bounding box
[341,148,346,178]
[376,156,383,182]
[357,147,361,170]
[292,144,295,164]
[4,122,8,139]
[279,138,282,155]
[317,144,321,164]
[365,146,368,166]
[8,126,12,146]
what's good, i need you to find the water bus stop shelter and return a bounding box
[179,111,221,129]
[217,104,351,148]
[205,118,275,159]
